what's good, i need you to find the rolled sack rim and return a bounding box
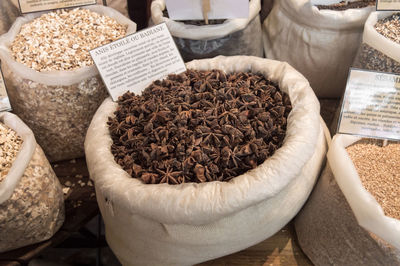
[150,0,261,40]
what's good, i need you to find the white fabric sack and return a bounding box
[0,112,65,252]
[263,0,374,98]
[328,134,400,250]
[151,0,263,62]
[85,56,329,265]
[0,5,136,161]
[97,0,129,17]
[353,11,400,74]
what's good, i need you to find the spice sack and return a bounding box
[0,5,136,162]
[85,56,329,265]
[0,112,65,252]
[263,0,374,98]
[295,134,400,265]
[151,0,263,62]
[353,11,400,74]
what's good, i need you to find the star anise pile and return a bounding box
[108,69,292,184]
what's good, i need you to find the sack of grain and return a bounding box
[85,56,329,265]
[263,0,375,98]
[0,5,136,162]
[353,11,400,74]
[151,0,263,62]
[0,112,65,252]
[295,134,400,265]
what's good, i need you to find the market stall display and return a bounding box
[263,0,375,97]
[295,135,400,265]
[0,112,65,253]
[151,0,263,62]
[85,56,329,266]
[0,6,137,162]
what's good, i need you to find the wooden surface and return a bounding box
[0,98,340,266]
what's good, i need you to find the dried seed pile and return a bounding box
[109,69,292,184]
[11,8,127,72]
[0,122,22,183]
[353,13,400,74]
[375,13,400,44]
[316,0,375,10]
[346,139,400,220]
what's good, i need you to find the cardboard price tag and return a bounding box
[0,66,12,112]
[376,0,400,11]
[338,69,400,141]
[165,0,249,20]
[90,23,186,101]
[18,0,96,14]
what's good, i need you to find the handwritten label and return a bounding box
[90,23,186,101]
[376,0,400,10]
[18,0,96,14]
[165,0,249,20]
[0,67,12,112]
[338,69,400,141]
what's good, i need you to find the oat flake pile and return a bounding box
[0,6,136,162]
[11,8,127,72]
[0,122,22,183]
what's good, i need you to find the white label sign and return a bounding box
[0,67,12,112]
[90,23,186,101]
[376,0,400,10]
[18,0,96,14]
[165,0,249,20]
[338,69,400,141]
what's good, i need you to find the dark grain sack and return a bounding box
[295,163,400,265]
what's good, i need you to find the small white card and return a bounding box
[338,69,400,141]
[0,67,12,112]
[18,0,96,14]
[90,23,186,101]
[165,0,249,20]
[376,0,400,11]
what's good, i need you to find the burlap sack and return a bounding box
[295,135,400,265]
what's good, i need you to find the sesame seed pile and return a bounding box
[375,13,400,45]
[11,8,127,72]
[0,123,23,183]
[346,139,400,220]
